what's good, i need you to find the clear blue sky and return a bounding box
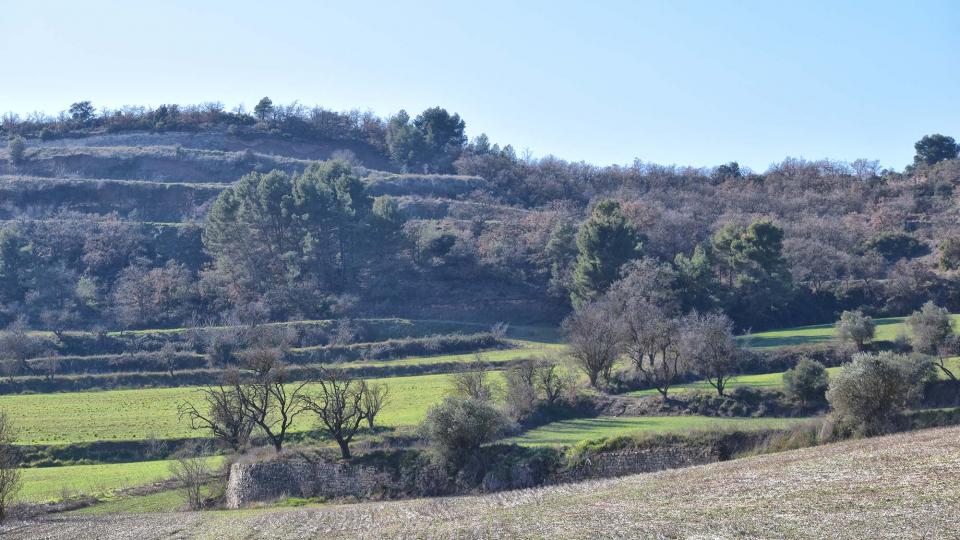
[2,0,958,171]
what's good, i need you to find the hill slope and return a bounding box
[7,426,960,539]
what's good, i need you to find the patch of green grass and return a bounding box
[741,315,960,349]
[17,457,220,503]
[72,488,187,515]
[504,416,809,447]
[1,372,503,445]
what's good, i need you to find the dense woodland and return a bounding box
[1,100,959,338]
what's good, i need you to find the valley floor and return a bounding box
[6,425,960,539]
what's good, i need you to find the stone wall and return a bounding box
[225,460,400,509]
[226,443,720,508]
[553,444,720,483]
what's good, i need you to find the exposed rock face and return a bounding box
[225,444,718,508]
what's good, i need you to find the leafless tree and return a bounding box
[615,297,687,399]
[233,348,308,452]
[449,357,498,400]
[178,381,255,452]
[503,361,538,421]
[0,412,22,523]
[563,299,624,389]
[533,359,568,405]
[301,369,369,459]
[168,445,212,510]
[361,382,389,429]
[0,317,41,378]
[681,311,739,396]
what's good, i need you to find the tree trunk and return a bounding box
[337,439,351,460]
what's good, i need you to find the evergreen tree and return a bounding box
[254,97,274,122]
[570,200,641,306]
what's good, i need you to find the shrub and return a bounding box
[835,310,875,350]
[419,396,511,467]
[503,362,537,421]
[826,352,933,435]
[7,136,26,165]
[783,358,829,406]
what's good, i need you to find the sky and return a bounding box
[1,0,958,171]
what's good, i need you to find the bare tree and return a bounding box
[168,445,212,510]
[681,312,739,396]
[449,357,498,400]
[534,359,567,405]
[0,412,22,523]
[0,317,41,378]
[563,299,623,389]
[503,361,538,421]
[178,381,255,452]
[361,382,389,429]
[301,369,369,459]
[233,348,308,452]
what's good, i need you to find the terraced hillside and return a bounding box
[7,425,958,539]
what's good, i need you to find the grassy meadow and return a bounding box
[504,416,809,447]
[1,371,482,445]
[17,457,222,503]
[741,314,960,348]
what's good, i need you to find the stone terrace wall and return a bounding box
[554,444,720,483]
[225,460,400,509]
[226,444,720,508]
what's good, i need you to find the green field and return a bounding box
[742,315,960,349]
[17,457,220,502]
[504,416,809,447]
[0,371,492,445]
[626,357,960,398]
[332,340,563,369]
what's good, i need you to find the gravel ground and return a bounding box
[5,426,960,539]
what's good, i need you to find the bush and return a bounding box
[835,310,875,350]
[826,352,933,435]
[419,396,511,467]
[783,358,829,406]
[7,136,26,165]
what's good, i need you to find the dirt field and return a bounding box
[6,426,960,539]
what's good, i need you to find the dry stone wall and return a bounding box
[225,460,400,509]
[226,443,719,508]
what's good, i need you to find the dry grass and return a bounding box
[6,426,960,539]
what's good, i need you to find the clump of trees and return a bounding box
[826,352,932,435]
[386,107,466,173]
[566,260,741,398]
[180,345,389,459]
[502,358,571,422]
[836,310,875,351]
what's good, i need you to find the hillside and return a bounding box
[2,107,960,333]
[5,426,958,539]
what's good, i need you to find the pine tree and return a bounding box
[569,200,641,306]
